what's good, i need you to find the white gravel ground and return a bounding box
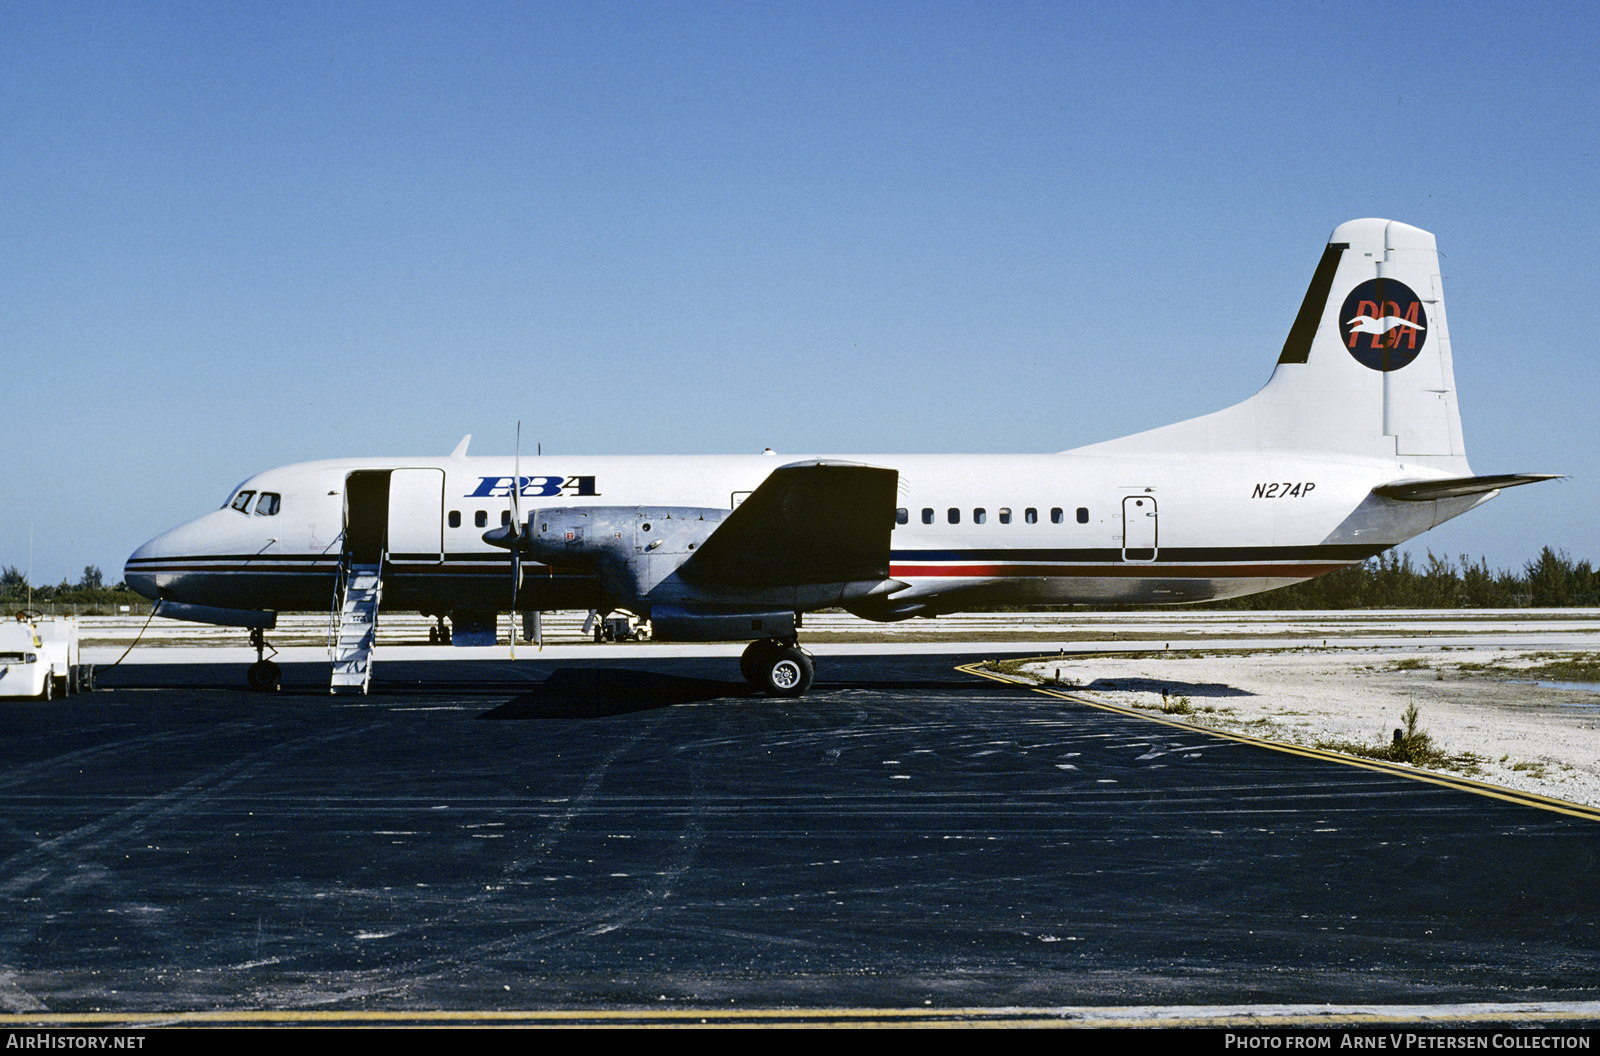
[1020,646,1600,808]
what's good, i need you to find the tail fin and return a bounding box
[1071,219,1469,474]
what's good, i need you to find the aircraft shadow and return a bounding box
[481,667,759,719]
[1080,677,1254,698]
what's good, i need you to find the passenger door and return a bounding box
[1121,495,1158,563]
[386,468,445,564]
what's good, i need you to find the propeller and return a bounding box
[509,422,523,657]
[478,423,528,657]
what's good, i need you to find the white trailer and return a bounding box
[0,615,83,700]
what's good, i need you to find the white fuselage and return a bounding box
[124,449,1484,619]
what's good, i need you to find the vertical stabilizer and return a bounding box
[1071,219,1470,473]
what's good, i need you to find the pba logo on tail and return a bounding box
[1337,278,1429,371]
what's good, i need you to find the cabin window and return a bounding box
[448,510,461,528]
[1051,507,1064,524]
[973,508,986,524]
[1077,507,1089,524]
[895,508,908,526]
[1025,508,1037,524]
[501,510,510,526]
[254,492,281,516]
[230,490,255,513]
[475,510,487,528]
[947,508,960,524]
[922,508,934,524]
[999,507,1011,524]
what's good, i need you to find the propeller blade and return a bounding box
[510,547,520,659]
[509,422,523,658]
[509,421,523,541]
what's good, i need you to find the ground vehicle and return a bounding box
[599,614,650,642]
[0,614,81,700]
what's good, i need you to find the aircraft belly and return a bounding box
[140,565,336,611]
[893,572,1331,607]
[131,553,607,615]
[888,540,1371,607]
[380,567,604,613]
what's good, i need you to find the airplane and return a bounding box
[124,218,1556,696]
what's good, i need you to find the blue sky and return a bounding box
[3,1,1596,587]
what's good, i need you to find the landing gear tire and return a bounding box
[740,639,783,685]
[757,645,813,698]
[247,660,282,692]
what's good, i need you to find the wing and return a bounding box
[679,461,899,589]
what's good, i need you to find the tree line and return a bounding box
[1202,547,1598,609]
[0,566,149,611]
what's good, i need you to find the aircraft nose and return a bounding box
[124,516,211,601]
[124,535,165,601]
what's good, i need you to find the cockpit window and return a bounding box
[230,490,256,513]
[254,492,281,516]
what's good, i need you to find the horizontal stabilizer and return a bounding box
[1372,474,1562,502]
[680,461,898,588]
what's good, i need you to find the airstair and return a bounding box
[330,560,383,694]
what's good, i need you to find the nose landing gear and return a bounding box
[246,627,281,691]
[740,638,814,697]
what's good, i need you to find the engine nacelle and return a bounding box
[526,506,728,606]
[650,604,796,642]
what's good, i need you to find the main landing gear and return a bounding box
[246,627,281,691]
[740,638,814,698]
